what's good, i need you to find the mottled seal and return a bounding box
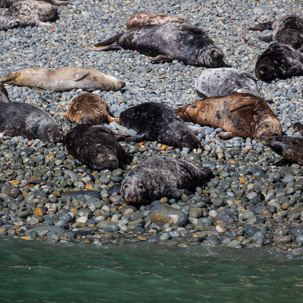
[194,68,263,99]
[255,43,303,82]
[0,67,126,92]
[0,102,63,142]
[0,84,10,103]
[0,0,70,7]
[84,21,228,67]
[64,93,119,125]
[259,136,303,165]
[0,0,57,30]
[176,93,282,140]
[119,102,202,149]
[249,15,303,51]
[64,125,130,171]
[125,12,185,29]
[121,156,212,205]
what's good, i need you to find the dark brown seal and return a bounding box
[0,102,63,142]
[259,136,303,165]
[176,93,282,140]
[0,83,10,103]
[64,93,119,124]
[121,156,212,205]
[119,102,202,149]
[125,12,185,29]
[255,43,303,82]
[84,21,228,67]
[64,125,130,171]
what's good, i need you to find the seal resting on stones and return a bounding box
[259,136,303,165]
[194,67,263,99]
[64,93,119,125]
[125,12,185,29]
[121,156,212,205]
[119,102,202,149]
[0,84,10,102]
[64,125,130,171]
[84,21,228,67]
[0,0,70,7]
[0,102,63,142]
[255,43,303,82]
[0,66,126,92]
[0,0,57,30]
[176,93,282,140]
[249,15,303,51]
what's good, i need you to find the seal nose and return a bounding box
[80,116,93,124]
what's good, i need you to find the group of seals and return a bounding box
[121,156,211,205]
[0,66,126,92]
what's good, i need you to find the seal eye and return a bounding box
[138,184,144,190]
[123,184,128,189]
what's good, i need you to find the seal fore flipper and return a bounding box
[149,55,173,63]
[249,21,273,31]
[259,34,273,42]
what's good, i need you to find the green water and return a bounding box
[0,237,303,303]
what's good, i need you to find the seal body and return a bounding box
[0,84,10,102]
[64,93,119,124]
[119,102,201,149]
[194,68,263,99]
[64,125,130,171]
[0,102,63,142]
[259,136,303,165]
[86,21,228,67]
[176,93,282,140]
[121,156,212,205]
[125,12,185,29]
[0,66,126,92]
[0,0,57,30]
[255,43,303,82]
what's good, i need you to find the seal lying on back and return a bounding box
[0,102,62,142]
[119,102,201,149]
[64,93,119,124]
[64,125,130,171]
[0,0,57,30]
[0,0,70,7]
[255,43,303,82]
[84,21,228,67]
[125,12,185,29]
[194,68,263,99]
[0,84,10,102]
[176,93,282,140]
[259,136,303,165]
[249,15,303,51]
[0,67,126,92]
[121,156,212,205]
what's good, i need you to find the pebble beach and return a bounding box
[0,0,303,249]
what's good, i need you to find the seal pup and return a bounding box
[259,136,303,165]
[176,93,282,140]
[249,15,303,51]
[194,68,263,99]
[84,21,228,67]
[64,93,119,125]
[0,67,126,92]
[0,84,10,103]
[125,12,185,29]
[0,0,70,7]
[255,43,303,82]
[0,102,62,142]
[121,156,212,205]
[119,102,202,149]
[64,125,130,171]
[0,0,57,30]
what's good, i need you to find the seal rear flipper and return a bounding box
[218,131,235,140]
[249,21,273,31]
[83,33,124,51]
[107,115,120,123]
[259,35,273,43]
[149,55,173,63]
[0,72,18,84]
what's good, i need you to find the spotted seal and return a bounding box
[0,84,10,103]
[84,21,228,67]
[194,68,263,99]
[0,66,126,92]
[0,0,70,7]
[121,156,212,205]
[125,12,185,29]
[255,43,303,82]
[176,93,282,140]
[0,102,63,142]
[64,125,130,171]
[119,102,202,149]
[249,15,303,51]
[64,93,119,125]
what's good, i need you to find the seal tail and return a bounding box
[249,21,273,31]
[0,71,17,84]
[82,33,124,51]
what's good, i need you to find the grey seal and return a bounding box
[0,102,63,142]
[194,68,263,99]
[121,156,212,205]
